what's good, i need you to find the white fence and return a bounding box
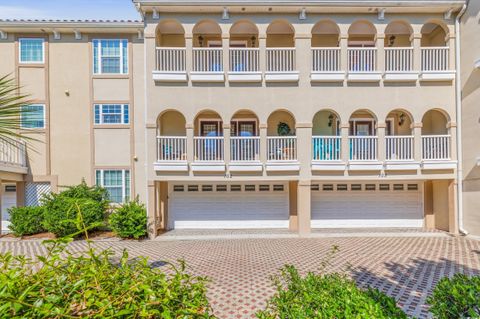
[312,136,341,160]
[348,48,377,72]
[422,135,450,160]
[192,48,223,72]
[312,48,341,72]
[155,47,186,72]
[421,47,449,71]
[194,136,224,161]
[157,136,187,161]
[385,47,414,72]
[229,48,260,72]
[385,136,414,160]
[349,136,378,160]
[231,136,260,161]
[266,48,296,72]
[0,139,26,167]
[267,136,297,161]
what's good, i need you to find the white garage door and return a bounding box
[169,183,289,229]
[312,183,423,228]
[1,184,17,234]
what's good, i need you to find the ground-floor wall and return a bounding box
[147,179,458,237]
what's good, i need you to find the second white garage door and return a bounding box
[169,183,289,229]
[311,183,423,228]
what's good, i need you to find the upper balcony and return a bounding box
[0,139,27,174]
[152,19,455,84]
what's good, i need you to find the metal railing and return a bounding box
[422,135,450,160]
[156,136,187,161]
[348,48,377,72]
[194,136,224,161]
[266,48,296,72]
[385,47,414,72]
[155,47,186,72]
[312,47,341,72]
[312,136,341,160]
[385,136,414,160]
[229,48,260,72]
[349,136,378,160]
[231,136,260,161]
[421,47,449,71]
[267,136,297,161]
[192,48,223,72]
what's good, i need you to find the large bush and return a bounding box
[0,238,215,318]
[7,206,45,236]
[41,181,109,237]
[257,265,407,319]
[109,198,147,239]
[427,273,480,319]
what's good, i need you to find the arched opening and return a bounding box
[230,110,260,161]
[229,20,259,48]
[385,109,413,136]
[156,20,185,47]
[194,110,223,136]
[384,21,413,47]
[312,110,341,161]
[311,20,340,47]
[266,20,295,47]
[267,110,296,136]
[349,109,377,136]
[193,110,223,161]
[421,22,448,47]
[267,110,296,161]
[422,109,448,135]
[157,110,187,161]
[192,20,222,47]
[348,20,376,47]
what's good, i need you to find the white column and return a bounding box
[223,123,231,170]
[412,34,422,72]
[447,121,457,160]
[340,35,348,73]
[377,122,386,162]
[297,180,311,236]
[259,123,267,164]
[186,123,194,163]
[340,123,350,163]
[296,123,313,179]
[258,34,266,74]
[376,34,385,72]
[294,35,311,85]
[222,34,229,74]
[413,123,423,162]
[185,34,193,74]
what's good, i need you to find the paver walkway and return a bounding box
[1,235,479,318]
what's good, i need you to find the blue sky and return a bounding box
[0,0,141,20]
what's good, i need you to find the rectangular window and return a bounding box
[94,104,129,125]
[95,169,130,203]
[93,39,128,74]
[337,184,348,191]
[322,184,334,191]
[19,38,44,63]
[216,185,227,192]
[173,185,184,192]
[21,104,45,129]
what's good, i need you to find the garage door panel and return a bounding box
[170,186,289,229]
[312,188,423,228]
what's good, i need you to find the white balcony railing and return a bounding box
[192,48,223,72]
[385,47,414,72]
[0,139,26,167]
[421,47,449,71]
[267,136,297,161]
[266,48,296,72]
[312,136,341,161]
[422,135,451,160]
[157,136,187,161]
[155,47,186,72]
[231,136,260,162]
[229,48,260,72]
[349,136,378,161]
[194,136,224,161]
[386,136,414,160]
[312,48,341,72]
[348,48,377,72]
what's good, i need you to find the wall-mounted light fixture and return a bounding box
[198,35,204,47]
[251,36,256,47]
[328,114,334,127]
[388,35,396,47]
[399,113,406,126]
[299,8,307,20]
[222,7,230,20]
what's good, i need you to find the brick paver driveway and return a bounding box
[1,235,479,318]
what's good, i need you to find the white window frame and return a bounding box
[94,104,129,125]
[93,39,128,75]
[21,104,46,129]
[95,169,130,203]
[19,38,45,64]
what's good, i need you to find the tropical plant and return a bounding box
[109,198,147,239]
[7,206,45,236]
[427,273,480,319]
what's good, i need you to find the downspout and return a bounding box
[455,2,468,235]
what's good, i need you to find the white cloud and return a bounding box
[0,5,54,20]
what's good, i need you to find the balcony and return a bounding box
[191,48,224,82]
[347,48,382,82]
[420,47,455,81]
[311,48,344,82]
[265,48,298,82]
[153,47,187,82]
[228,48,262,82]
[384,47,418,82]
[0,139,28,174]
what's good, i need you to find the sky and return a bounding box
[0,0,141,20]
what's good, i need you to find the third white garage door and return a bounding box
[169,183,289,229]
[311,183,423,228]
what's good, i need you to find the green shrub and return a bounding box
[7,206,45,236]
[427,273,480,319]
[109,198,147,239]
[0,238,215,318]
[257,265,407,319]
[40,181,109,237]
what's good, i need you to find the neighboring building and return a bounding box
[0,0,475,237]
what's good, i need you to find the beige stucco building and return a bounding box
[0,0,478,237]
